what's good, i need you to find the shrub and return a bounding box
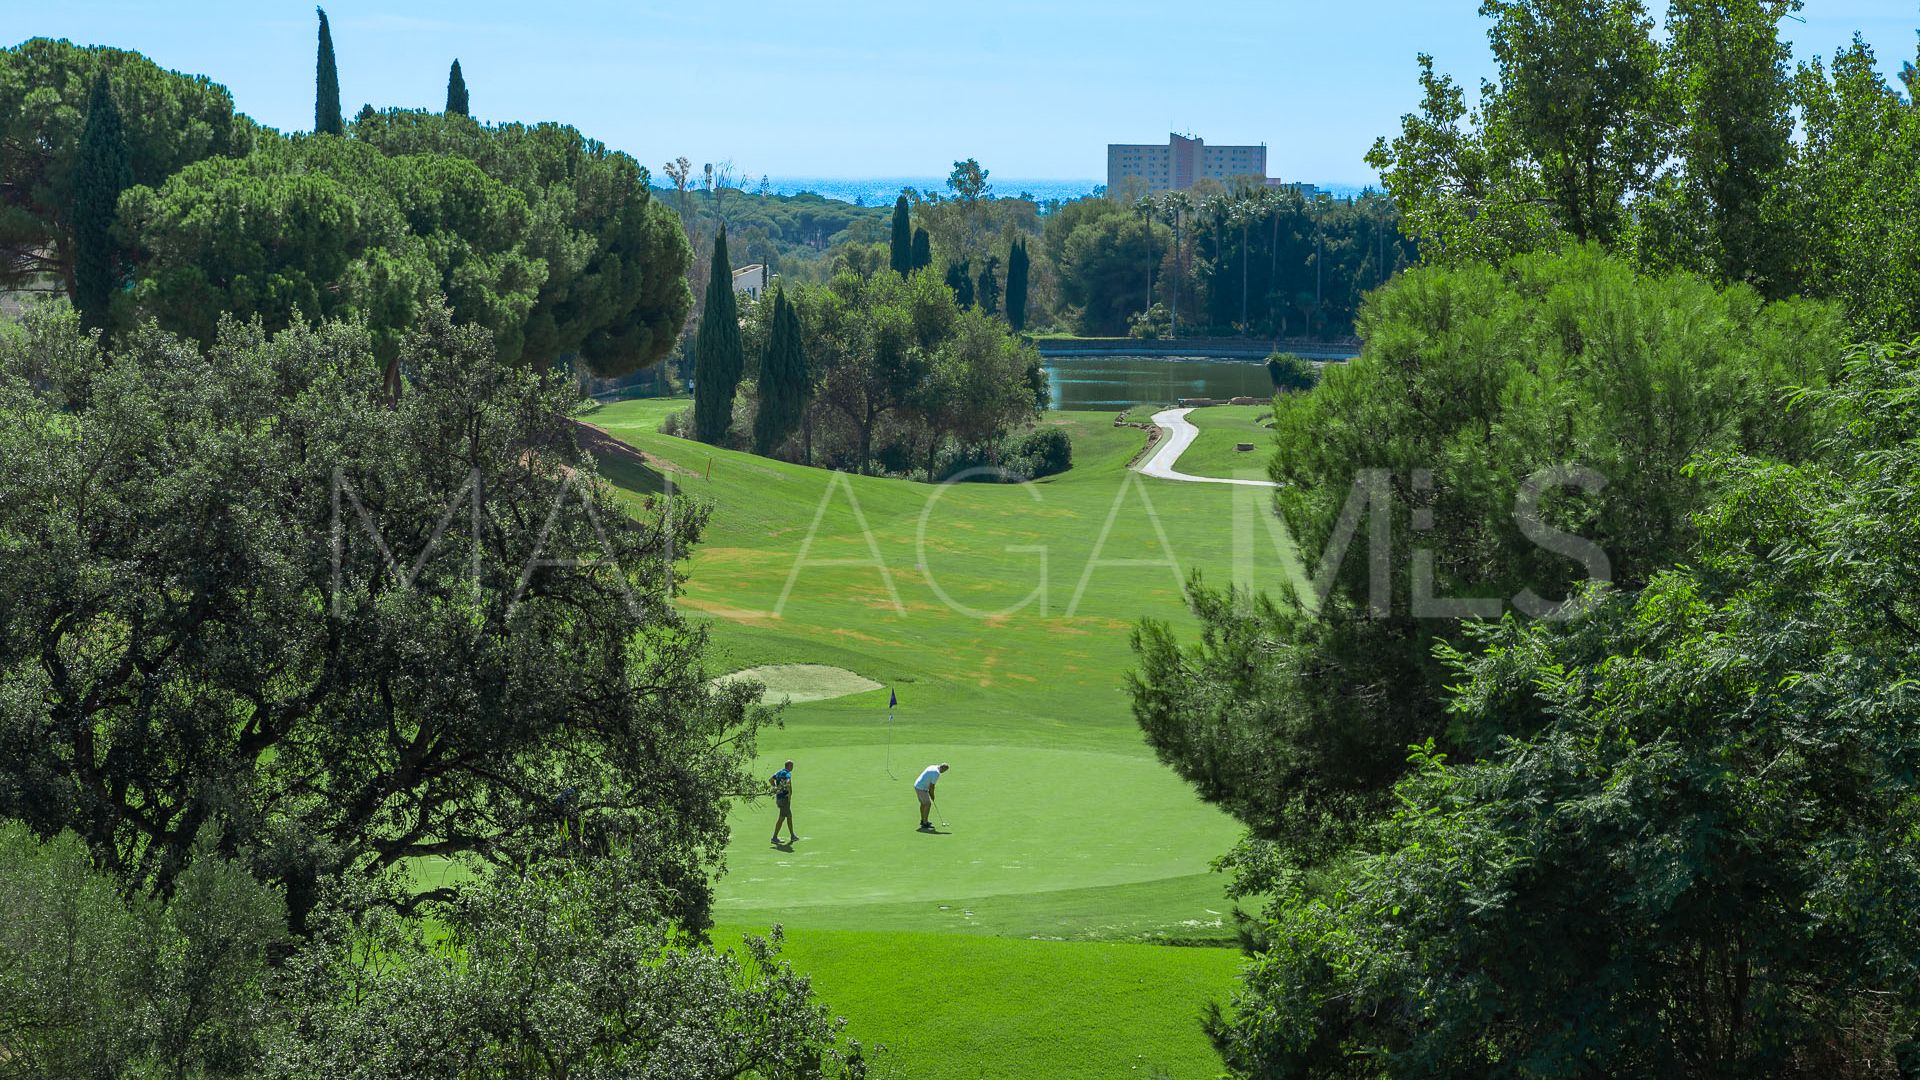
[1264,351,1320,392]
[1006,426,1073,479]
[273,854,870,1079]
[1127,303,1171,340]
[0,823,285,1078]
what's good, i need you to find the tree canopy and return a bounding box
[1132,247,1843,866]
[0,38,253,297]
[445,58,468,116]
[0,301,767,931]
[693,226,744,444]
[117,111,692,378]
[736,265,1042,479]
[314,8,342,136]
[1214,340,1920,1075]
[71,71,130,329]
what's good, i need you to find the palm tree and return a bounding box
[1227,198,1253,332]
[1154,192,1193,338]
[1135,196,1157,322]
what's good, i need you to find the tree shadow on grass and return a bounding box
[592,450,672,496]
[573,419,689,497]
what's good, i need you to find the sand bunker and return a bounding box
[715,664,883,704]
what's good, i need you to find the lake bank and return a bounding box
[1033,336,1359,361]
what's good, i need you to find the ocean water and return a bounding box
[757,177,1374,206]
[761,177,1102,206]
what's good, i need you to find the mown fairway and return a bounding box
[589,398,1299,1079]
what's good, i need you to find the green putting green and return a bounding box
[724,742,1239,916]
[587,398,1303,1079]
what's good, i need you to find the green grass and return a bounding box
[720,926,1240,1080]
[585,397,1301,1079]
[1169,405,1278,481]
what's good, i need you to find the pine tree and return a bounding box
[446,59,469,116]
[753,289,809,456]
[945,260,974,309]
[315,8,343,135]
[1005,239,1030,332]
[355,103,376,124]
[911,227,932,271]
[889,195,912,277]
[976,256,1001,316]
[71,70,130,330]
[693,227,744,445]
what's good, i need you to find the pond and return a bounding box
[1041,354,1352,411]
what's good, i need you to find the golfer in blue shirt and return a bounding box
[770,760,796,844]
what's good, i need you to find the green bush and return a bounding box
[1264,351,1320,393]
[1210,341,1920,1076]
[1006,426,1072,479]
[273,854,869,1079]
[0,823,284,1078]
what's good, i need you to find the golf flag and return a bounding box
[884,687,899,780]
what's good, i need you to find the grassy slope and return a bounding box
[1163,404,1278,482]
[590,399,1297,1079]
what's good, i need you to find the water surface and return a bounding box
[1044,355,1343,410]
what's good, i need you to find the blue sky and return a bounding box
[6,2,1916,185]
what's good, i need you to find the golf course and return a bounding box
[583,398,1302,1079]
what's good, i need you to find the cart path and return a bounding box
[1133,408,1278,487]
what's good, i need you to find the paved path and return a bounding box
[1133,408,1278,487]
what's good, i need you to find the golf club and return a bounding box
[936,796,950,829]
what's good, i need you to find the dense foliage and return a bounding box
[1372,0,1920,337]
[313,9,341,136]
[0,301,766,931]
[119,133,542,366]
[274,854,869,1079]
[0,38,253,296]
[753,288,809,455]
[71,71,129,329]
[722,266,1046,480]
[114,110,691,377]
[1132,246,1842,871]
[445,58,468,117]
[1215,342,1920,1075]
[0,824,285,1078]
[693,227,745,443]
[330,109,692,373]
[1044,185,1411,338]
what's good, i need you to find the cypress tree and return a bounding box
[71,70,130,330]
[315,7,343,135]
[976,256,1001,316]
[911,227,932,271]
[945,261,974,309]
[1005,239,1030,331]
[693,227,744,445]
[753,289,809,455]
[889,195,912,277]
[446,59,469,116]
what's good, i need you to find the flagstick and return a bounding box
[885,686,898,780]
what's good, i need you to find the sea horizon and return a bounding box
[735,176,1375,206]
